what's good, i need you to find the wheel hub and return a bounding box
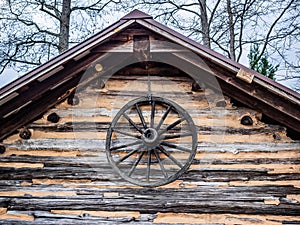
[142,128,159,147]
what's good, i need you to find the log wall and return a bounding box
[1,65,300,224]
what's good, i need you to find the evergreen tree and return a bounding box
[248,44,279,80]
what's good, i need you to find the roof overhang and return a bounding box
[0,10,299,140]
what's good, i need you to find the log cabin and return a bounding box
[0,9,299,224]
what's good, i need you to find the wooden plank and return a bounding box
[0,191,76,197]
[0,219,154,225]
[15,123,289,138]
[0,155,299,169]
[2,195,300,215]
[154,213,300,225]
[4,139,299,152]
[189,164,300,174]
[0,210,156,224]
[2,149,81,157]
[51,210,140,218]
[0,162,44,169]
[42,107,262,118]
[229,180,300,188]
[0,51,137,141]
[154,52,300,134]
[0,213,34,221]
[0,166,299,186]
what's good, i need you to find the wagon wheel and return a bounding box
[106,96,197,187]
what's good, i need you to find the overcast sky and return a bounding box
[0,69,20,89]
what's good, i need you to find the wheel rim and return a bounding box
[106,96,197,187]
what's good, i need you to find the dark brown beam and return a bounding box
[0,52,135,141]
[0,53,103,119]
[0,75,82,141]
[156,52,300,135]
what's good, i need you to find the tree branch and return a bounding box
[237,0,256,62]
[40,3,61,21]
[72,0,119,12]
[208,0,222,26]
[251,0,295,67]
[7,1,59,37]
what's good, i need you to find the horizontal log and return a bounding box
[0,155,299,169]
[0,166,299,183]
[2,195,300,215]
[54,185,300,196]
[34,106,260,121]
[1,185,299,198]
[5,140,300,152]
[24,121,286,138]
[2,211,300,225]
[154,212,300,225]
[0,218,155,225]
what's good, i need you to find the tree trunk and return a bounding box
[227,0,236,60]
[199,0,211,48]
[58,0,71,53]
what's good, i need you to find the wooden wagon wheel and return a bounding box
[106,96,197,187]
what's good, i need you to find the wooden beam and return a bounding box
[159,52,300,134]
[0,52,135,141]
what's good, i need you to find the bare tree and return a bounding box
[0,0,119,74]
[121,0,299,90]
[1,0,299,91]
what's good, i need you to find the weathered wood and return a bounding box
[1,43,299,225]
[24,122,286,137]
[5,139,299,152]
[157,52,300,134]
[0,166,299,184]
[1,185,299,196]
[42,107,261,118]
[1,154,299,166]
[0,52,136,141]
[154,212,300,225]
[2,193,299,215]
[0,218,155,225]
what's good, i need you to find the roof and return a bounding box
[0,9,299,140]
[121,9,153,20]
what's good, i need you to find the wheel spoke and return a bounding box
[113,128,141,139]
[110,140,142,151]
[167,117,186,131]
[154,148,168,179]
[158,146,183,168]
[135,103,147,129]
[150,101,155,128]
[123,113,143,134]
[116,147,140,165]
[159,117,186,135]
[156,105,172,131]
[160,141,191,153]
[146,149,151,182]
[162,132,192,140]
[128,151,145,177]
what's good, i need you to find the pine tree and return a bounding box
[248,44,279,80]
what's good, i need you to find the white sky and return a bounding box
[0,69,20,89]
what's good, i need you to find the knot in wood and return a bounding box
[19,128,31,140]
[0,145,5,154]
[47,112,60,123]
[241,115,253,126]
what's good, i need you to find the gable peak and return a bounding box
[121,9,153,20]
